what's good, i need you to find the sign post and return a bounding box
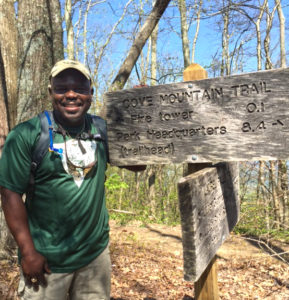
[181,64,219,300]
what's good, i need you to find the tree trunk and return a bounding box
[255,0,267,71]
[148,166,156,218]
[256,161,266,206]
[151,24,158,85]
[83,0,92,64]
[118,169,125,210]
[0,0,18,129]
[275,0,287,229]
[0,45,11,260]
[269,161,280,229]
[110,0,171,91]
[178,0,190,68]
[221,4,230,76]
[191,0,202,63]
[17,0,64,123]
[48,0,64,64]
[65,0,74,60]
[275,0,286,68]
[0,0,18,260]
[264,3,275,70]
[277,160,288,228]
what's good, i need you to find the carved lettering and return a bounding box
[117,131,140,141]
[159,92,194,104]
[120,143,175,157]
[131,114,152,123]
[211,88,223,99]
[147,126,227,140]
[123,96,153,108]
[159,110,194,121]
[231,82,271,97]
[203,89,211,100]
[241,119,285,133]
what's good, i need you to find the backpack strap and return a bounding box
[27,111,52,199]
[89,114,109,162]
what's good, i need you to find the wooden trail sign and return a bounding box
[178,162,240,282]
[104,67,289,166]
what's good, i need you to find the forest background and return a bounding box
[0,0,288,259]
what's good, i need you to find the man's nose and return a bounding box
[65,90,77,99]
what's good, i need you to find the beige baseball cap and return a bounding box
[50,59,91,81]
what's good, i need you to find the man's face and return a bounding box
[49,68,93,127]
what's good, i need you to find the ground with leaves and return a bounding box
[1,220,289,300]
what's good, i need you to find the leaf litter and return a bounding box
[0,220,288,299]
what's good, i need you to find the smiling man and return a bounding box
[0,60,142,300]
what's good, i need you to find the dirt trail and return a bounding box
[110,220,289,300]
[0,221,288,300]
[110,220,288,259]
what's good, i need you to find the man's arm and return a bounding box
[0,187,50,287]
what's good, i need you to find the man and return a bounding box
[0,59,144,299]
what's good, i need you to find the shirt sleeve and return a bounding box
[0,119,40,194]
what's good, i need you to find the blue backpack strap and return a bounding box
[89,114,109,163]
[27,111,52,198]
[32,111,52,168]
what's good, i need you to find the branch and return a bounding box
[110,0,171,91]
[109,209,136,215]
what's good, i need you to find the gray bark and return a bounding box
[17,0,63,123]
[0,0,17,128]
[0,0,17,260]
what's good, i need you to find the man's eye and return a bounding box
[54,88,67,94]
[74,88,89,94]
[53,88,89,94]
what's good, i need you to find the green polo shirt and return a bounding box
[0,114,109,273]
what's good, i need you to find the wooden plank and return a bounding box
[194,256,219,300]
[178,162,240,282]
[104,67,289,165]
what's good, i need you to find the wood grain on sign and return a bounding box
[178,162,239,282]
[104,67,289,165]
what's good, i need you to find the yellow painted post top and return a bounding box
[183,63,208,81]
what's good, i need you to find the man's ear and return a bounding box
[48,84,52,96]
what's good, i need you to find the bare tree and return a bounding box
[110,0,171,91]
[191,0,203,63]
[275,0,286,68]
[151,0,159,85]
[65,0,74,59]
[221,0,230,75]
[275,0,288,228]
[178,0,190,68]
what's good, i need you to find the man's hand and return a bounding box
[21,250,51,290]
[0,187,51,290]
[119,165,146,172]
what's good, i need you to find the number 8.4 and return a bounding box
[242,121,266,132]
